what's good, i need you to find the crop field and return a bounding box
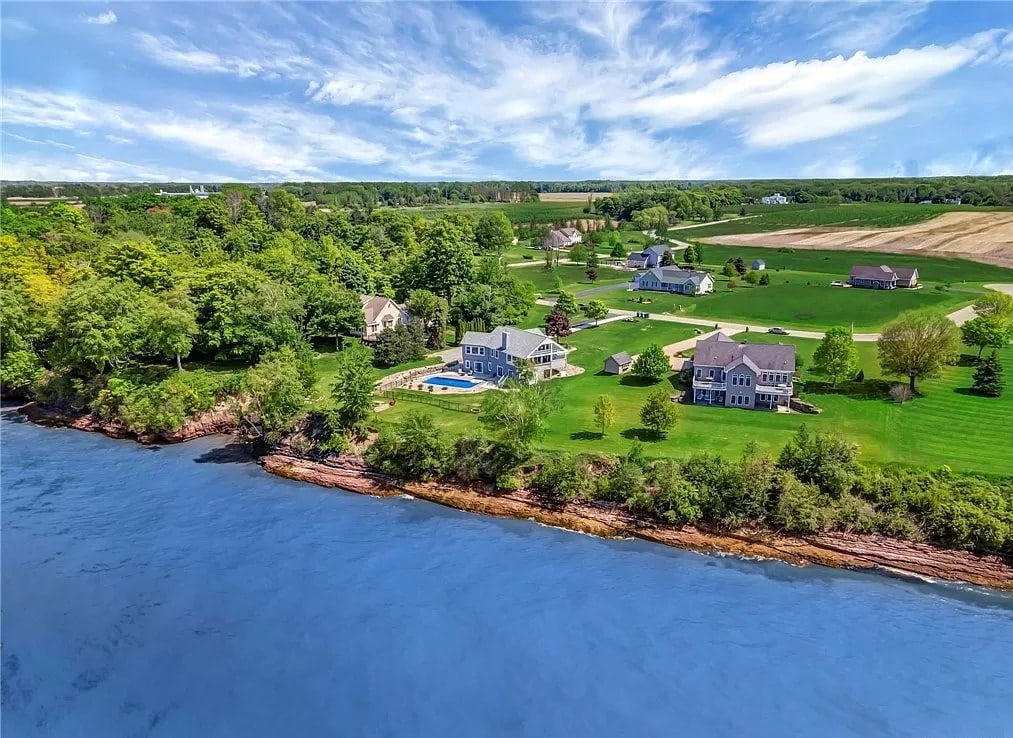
[537,192,609,202]
[677,205,1013,269]
[675,203,983,237]
[406,200,593,224]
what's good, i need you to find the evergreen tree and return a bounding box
[972,351,1004,397]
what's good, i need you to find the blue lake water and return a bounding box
[3,412,1013,737]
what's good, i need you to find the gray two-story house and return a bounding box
[633,266,715,295]
[690,333,796,410]
[460,326,569,382]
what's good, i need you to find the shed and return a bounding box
[752,259,766,270]
[604,351,633,375]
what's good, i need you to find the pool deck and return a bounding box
[410,372,496,395]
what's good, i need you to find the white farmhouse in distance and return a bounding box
[157,185,211,199]
[761,192,789,205]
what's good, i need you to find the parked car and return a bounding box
[767,327,789,335]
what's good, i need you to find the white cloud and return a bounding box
[1,87,389,179]
[1,17,35,39]
[85,10,117,26]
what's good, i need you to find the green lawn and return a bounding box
[604,273,985,330]
[311,343,442,401]
[521,264,633,295]
[376,321,1013,476]
[693,243,1013,284]
[673,202,1008,239]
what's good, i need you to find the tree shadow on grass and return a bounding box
[620,428,664,442]
[570,431,604,441]
[194,443,254,464]
[952,387,979,396]
[956,353,981,368]
[802,379,893,401]
[619,375,662,388]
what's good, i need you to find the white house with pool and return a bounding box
[459,325,569,382]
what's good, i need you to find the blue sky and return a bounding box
[1,1,1011,182]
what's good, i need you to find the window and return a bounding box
[708,369,714,379]
[476,361,483,374]
[493,350,499,359]
[731,375,738,386]
[465,360,471,370]
[696,369,702,378]
[745,396,750,406]
[745,376,751,387]
[497,366,504,377]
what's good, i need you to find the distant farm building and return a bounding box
[761,193,789,205]
[752,259,766,270]
[157,185,211,199]
[849,265,919,290]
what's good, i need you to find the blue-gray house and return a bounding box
[633,266,715,295]
[627,244,672,269]
[461,326,569,382]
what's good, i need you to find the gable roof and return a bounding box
[607,351,632,365]
[542,231,571,249]
[693,332,796,372]
[637,266,712,286]
[558,227,581,238]
[645,244,671,255]
[850,264,898,280]
[360,295,404,325]
[461,326,562,358]
[893,267,918,280]
[752,258,765,266]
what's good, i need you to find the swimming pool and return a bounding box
[422,375,482,389]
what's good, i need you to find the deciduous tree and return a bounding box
[583,299,608,325]
[475,211,514,253]
[812,326,859,388]
[544,308,572,338]
[141,287,199,370]
[877,312,959,392]
[640,389,676,438]
[632,343,670,381]
[960,314,1011,359]
[555,290,579,315]
[330,342,375,429]
[592,394,616,436]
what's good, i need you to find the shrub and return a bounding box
[889,383,913,403]
[373,322,427,368]
[366,411,451,480]
[770,471,823,533]
[631,344,670,381]
[530,454,594,501]
[777,425,858,496]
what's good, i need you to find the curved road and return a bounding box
[537,283,1013,343]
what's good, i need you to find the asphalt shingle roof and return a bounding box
[693,332,796,371]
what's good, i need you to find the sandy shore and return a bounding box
[260,452,1013,591]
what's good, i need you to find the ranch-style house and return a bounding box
[633,266,715,296]
[848,265,919,290]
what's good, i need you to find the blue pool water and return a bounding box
[3,413,1013,737]
[422,375,481,388]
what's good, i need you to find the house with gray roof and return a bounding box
[541,227,582,251]
[752,259,766,270]
[603,351,633,374]
[626,244,672,269]
[460,326,569,382]
[350,295,408,342]
[849,265,919,289]
[633,266,715,296]
[689,333,795,410]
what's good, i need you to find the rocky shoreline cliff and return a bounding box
[17,402,1013,591]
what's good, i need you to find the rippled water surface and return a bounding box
[3,415,1013,737]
